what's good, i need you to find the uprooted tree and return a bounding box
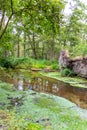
[59,50,87,78]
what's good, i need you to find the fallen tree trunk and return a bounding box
[59,50,87,78]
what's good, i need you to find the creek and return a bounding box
[0,69,87,109]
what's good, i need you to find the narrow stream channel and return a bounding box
[0,70,87,109]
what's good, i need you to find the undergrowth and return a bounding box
[61,68,74,77]
[0,57,58,70]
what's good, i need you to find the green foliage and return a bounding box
[61,68,74,77]
[72,43,87,57]
[0,0,66,60]
[51,60,58,70]
[0,56,59,71]
[0,57,29,69]
[14,57,52,69]
[0,0,87,61]
[0,57,54,70]
[0,58,17,68]
[32,59,51,69]
[26,123,43,130]
[51,63,58,70]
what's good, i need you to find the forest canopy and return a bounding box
[0,0,87,60]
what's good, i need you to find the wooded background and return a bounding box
[0,0,87,60]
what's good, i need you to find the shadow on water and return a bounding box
[1,70,87,109]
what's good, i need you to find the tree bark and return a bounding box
[23,32,26,57]
[50,34,55,61]
[17,35,20,58]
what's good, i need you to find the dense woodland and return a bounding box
[0,0,87,63]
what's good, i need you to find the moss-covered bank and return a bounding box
[41,72,87,88]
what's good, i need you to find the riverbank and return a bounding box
[0,68,87,129]
[0,81,87,130]
[41,72,87,88]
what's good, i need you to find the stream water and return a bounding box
[0,69,87,109]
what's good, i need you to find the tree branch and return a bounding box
[0,0,14,39]
[0,13,13,39]
[0,0,32,39]
[11,0,14,14]
[0,10,5,30]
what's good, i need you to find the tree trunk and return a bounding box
[42,43,45,59]
[4,50,9,58]
[17,36,20,58]
[50,34,55,61]
[28,33,38,59]
[32,33,37,59]
[23,32,26,57]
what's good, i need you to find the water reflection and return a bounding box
[18,80,23,91]
[1,71,87,109]
[19,77,87,109]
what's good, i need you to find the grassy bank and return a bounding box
[41,72,87,88]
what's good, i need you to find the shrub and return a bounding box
[0,57,31,69]
[61,68,74,77]
[51,63,58,70]
[0,58,16,68]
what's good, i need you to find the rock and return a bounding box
[59,50,87,78]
